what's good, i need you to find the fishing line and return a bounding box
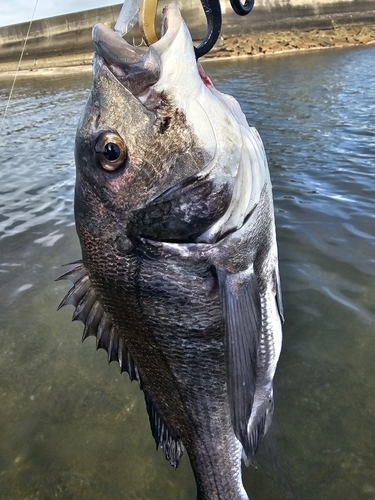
[1,0,39,129]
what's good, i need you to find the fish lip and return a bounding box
[91,5,184,92]
[92,23,146,68]
[152,3,183,51]
[92,23,148,84]
[93,24,161,102]
[92,23,162,98]
[92,3,183,59]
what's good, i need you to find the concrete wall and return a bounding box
[222,0,375,35]
[1,0,375,69]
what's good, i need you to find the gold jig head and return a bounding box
[139,0,159,45]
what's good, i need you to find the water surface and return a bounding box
[0,45,374,499]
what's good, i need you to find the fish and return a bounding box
[58,4,283,499]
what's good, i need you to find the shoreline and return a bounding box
[205,23,375,59]
[0,23,374,81]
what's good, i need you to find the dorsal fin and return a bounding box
[57,262,140,380]
[57,261,183,466]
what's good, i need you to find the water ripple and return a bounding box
[1,46,375,500]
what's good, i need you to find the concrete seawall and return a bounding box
[1,0,375,72]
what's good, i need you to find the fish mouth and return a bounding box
[92,4,186,103]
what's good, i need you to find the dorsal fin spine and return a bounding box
[57,261,184,467]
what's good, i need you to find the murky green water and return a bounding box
[1,45,374,500]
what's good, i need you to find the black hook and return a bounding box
[194,0,255,58]
[194,0,222,59]
[229,0,255,16]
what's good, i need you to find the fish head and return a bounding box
[75,5,215,245]
[75,4,268,250]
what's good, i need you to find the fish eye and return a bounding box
[94,132,127,171]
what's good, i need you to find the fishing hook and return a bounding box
[194,0,222,59]
[138,0,254,58]
[229,0,255,16]
[194,0,255,57]
[139,0,158,45]
[138,0,222,58]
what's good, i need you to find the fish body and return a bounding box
[61,5,283,499]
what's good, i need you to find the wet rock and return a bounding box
[334,37,350,45]
[358,35,373,44]
[359,26,370,36]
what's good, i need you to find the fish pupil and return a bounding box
[104,143,121,161]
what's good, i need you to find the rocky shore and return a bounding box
[204,23,375,59]
[0,23,374,79]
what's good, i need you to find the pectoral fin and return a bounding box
[274,267,285,324]
[216,265,262,459]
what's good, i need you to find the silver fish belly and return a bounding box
[59,5,283,500]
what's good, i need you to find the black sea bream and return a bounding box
[59,5,283,499]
